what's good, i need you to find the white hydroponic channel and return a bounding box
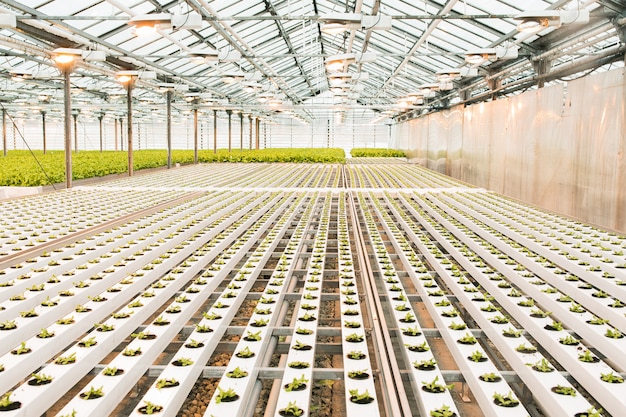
[0,160,623,417]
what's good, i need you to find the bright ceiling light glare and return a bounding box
[465,53,489,65]
[516,18,549,34]
[116,74,133,84]
[326,60,344,72]
[133,23,158,37]
[51,48,83,71]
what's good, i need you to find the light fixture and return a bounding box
[116,70,138,86]
[465,48,496,65]
[514,10,589,34]
[325,53,356,72]
[188,48,241,63]
[52,48,83,70]
[128,13,202,36]
[318,13,392,34]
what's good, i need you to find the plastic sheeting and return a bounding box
[394,68,626,233]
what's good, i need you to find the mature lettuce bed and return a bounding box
[350,148,406,157]
[0,148,346,186]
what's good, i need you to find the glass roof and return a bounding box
[0,0,623,122]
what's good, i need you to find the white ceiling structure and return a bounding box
[0,0,624,123]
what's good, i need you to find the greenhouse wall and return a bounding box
[5,108,390,155]
[393,67,626,233]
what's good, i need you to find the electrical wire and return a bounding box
[0,101,57,190]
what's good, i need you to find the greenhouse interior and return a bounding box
[0,0,625,416]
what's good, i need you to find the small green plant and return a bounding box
[348,388,375,404]
[413,358,437,370]
[530,308,550,318]
[156,378,179,388]
[140,400,163,414]
[0,320,17,330]
[468,350,487,362]
[284,374,308,392]
[348,369,369,379]
[279,401,304,416]
[421,376,453,393]
[552,385,577,396]
[102,367,121,376]
[406,341,430,352]
[493,391,519,407]
[54,352,77,365]
[185,339,204,348]
[559,335,580,345]
[288,361,310,369]
[429,404,455,417]
[122,347,142,356]
[457,333,477,345]
[545,321,563,331]
[0,392,19,409]
[226,367,249,378]
[173,357,194,366]
[402,326,421,336]
[215,386,239,403]
[605,328,623,339]
[95,323,115,332]
[30,372,53,384]
[292,340,312,351]
[570,304,585,313]
[479,372,501,382]
[448,321,466,330]
[345,333,364,342]
[578,350,598,363]
[80,386,104,400]
[79,337,97,348]
[195,324,212,333]
[600,372,624,383]
[517,299,535,307]
[531,358,553,372]
[38,328,55,338]
[441,308,459,317]
[252,318,268,327]
[516,343,537,353]
[236,346,255,358]
[490,315,509,324]
[244,330,262,341]
[12,341,31,355]
[344,320,361,328]
[346,350,366,359]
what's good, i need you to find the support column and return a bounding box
[98,114,104,152]
[73,112,79,153]
[249,115,253,150]
[255,117,260,150]
[166,89,172,169]
[227,109,232,153]
[126,84,133,176]
[213,109,217,154]
[119,118,124,151]
[63,68,72,188]
[533,58,552,89]
[193,107,199,164]
[2,109,6,156]
[41,111,47,154]
[114,118,119,151]
[239,112,244,151]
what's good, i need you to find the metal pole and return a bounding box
[213,109,217,154]
[73,112,78,153]
[98,114,104,152]
[249,115,253,150]
[193,107,199,163]
[63,68,72,189]
[41,111,46,154]
[239,113,243,151]
[227,109,232,153]
[126,83,133,176]
[166,89,172,169]
[119,118,124,151]
[2,109,6,156]
[255,117,260,150]
[114,118,119,151]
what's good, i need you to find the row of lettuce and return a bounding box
[0,148,406,187]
